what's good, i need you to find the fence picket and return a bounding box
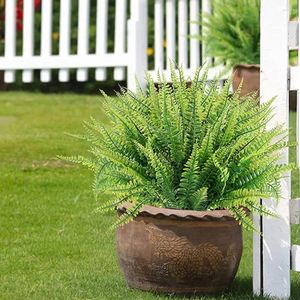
[59,0,71,82]
[4,0,16,83]
[40,0,53,82]
[114,0,127,81]
[127,0,148,91]
[77,0,90,82]
[297,93,300,165]
[166,0,176,69]
[254,0,291,298]
[201,0,212,65]
[96,0,108,81]
[178,0,188,69]
[297,0,300,166]
[189,0,200,70]
[154,0,164,71]
[22,0,35,82]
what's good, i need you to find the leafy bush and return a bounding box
[200,0,260,69]
[63,68,295,230]
[200,0,298,68]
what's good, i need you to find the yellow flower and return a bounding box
[147,47,154,56]
[52,32,59,40]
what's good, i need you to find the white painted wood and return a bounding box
[154,0,164,71]
[114,0,127,81]
[201,0,212,65]
[178,0,188,69]
[166,0,176,69]
[0,0,219,88]
[22,0,35,82]
[95,0,108,81]
[255,1,291,298]
[252,211,262,295]
[291,245,300,271]
[290,66,300,91]
[290,199,300,224]
[0,54,128,70]
[297,2,300,167]
[77,0,90,82]
[40,0,53,82]
[289,21,298,49]
[189,0,200,70]
[59,0,71,82]
[4,0,16,83]
[297,90,300,166]
[148,65,227,82]
[127,0,148,91]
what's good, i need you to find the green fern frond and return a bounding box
[62,65,296,230]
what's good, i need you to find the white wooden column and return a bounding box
[201,0,212,65]
[297,0,300,167]
[4,0,16,83]
[253,0,291,298]
[178,0,188,69]
[166,0,176,69]
[40,0,53,82]
[59,0,71,82]
[154,0,164,71]
[95,0,108,81]
[189,0,200,70]
[127,0,148,91]
[114,0,127,80]
[22,0,35,82]
[77,0,90,81]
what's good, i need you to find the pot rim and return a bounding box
[118,203,236,222]
[233,63,260,70]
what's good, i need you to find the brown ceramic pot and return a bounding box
[116,205,243,296]
[232,64,297,111]
[232,64,260,96]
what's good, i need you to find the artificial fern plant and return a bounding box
[199,0,260,69]
[62,68,294,230]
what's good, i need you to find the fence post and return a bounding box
[127,0,148,92]
[253,0,291,298]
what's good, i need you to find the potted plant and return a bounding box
[200,0,260,96]
[62,68,294,295]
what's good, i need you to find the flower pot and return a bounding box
[232,65,297,111]
[116,205,243,296]
[232,64,260,96]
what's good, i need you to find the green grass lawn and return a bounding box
[0,92,299,299]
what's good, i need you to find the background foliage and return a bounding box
[0,0,156,94]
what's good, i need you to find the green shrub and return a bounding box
[199,0,298,69]
[200,0,260,69]
[62,68,295,230]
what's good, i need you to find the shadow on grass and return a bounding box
[132,277,271,300]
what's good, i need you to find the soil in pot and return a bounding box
[232,64,260,97]
[116,205,243,296]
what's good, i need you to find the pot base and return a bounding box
[127,280,229,296]
[116,205,243,296]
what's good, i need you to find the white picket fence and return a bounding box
[253,0,300,299]
[0,0,224,90]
